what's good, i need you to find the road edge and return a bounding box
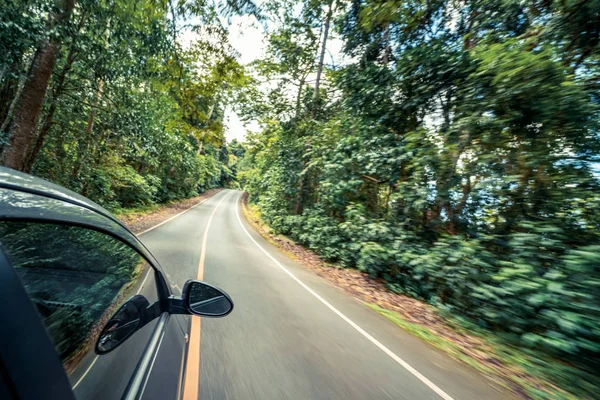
[239,193,575,400]
[236,193,457,400]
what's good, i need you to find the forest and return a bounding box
[237,0,600,398]
[0,0,251,209]
[1,0,599,398]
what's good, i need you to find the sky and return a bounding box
[223,15,265,142]
[178,6,346,143]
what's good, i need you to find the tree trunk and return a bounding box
[1,0,75,171]
[86,80,103,136]
[294,176,305,215]
[23,10,86,173]
[0,54,34,125]
[0,74,27,137]
[23,42,80,172]
[313,2,333,100]
[463,10,478,50]
[295,77,305,117]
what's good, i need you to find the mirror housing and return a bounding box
[181,280,233,317]
[96,295,151,354]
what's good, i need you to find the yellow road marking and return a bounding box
[183,191,232,400]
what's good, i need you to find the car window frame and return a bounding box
[0,187,171,301]
[0,187,174,400]
[1,217,171,300]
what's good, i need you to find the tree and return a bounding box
[313,0,334,101]
[1,0,75,170]
[1,0,254,208]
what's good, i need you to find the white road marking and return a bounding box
[234,193,455,400]
[72,191,224,390]
[137,268,152,295]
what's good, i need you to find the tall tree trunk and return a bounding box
[313,2,333,101]
[295,77,305,117]
[24,10,86,173]
[0,74,27,137]
[294,175,305,215]
[85,80,103,136]
[24,45,81,172]
[1,0,75,171]
[0,68,16,125]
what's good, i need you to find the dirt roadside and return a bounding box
[118,188,223,234]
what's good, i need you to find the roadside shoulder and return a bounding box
[116,189,223,234]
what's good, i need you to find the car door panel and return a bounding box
[72,318,158,400]
[141,316,188,400]
[0,219,181,400]
[0,183,220,400]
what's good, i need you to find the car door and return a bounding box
[0,216,183,399]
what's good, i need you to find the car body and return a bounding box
[0,166,232,400]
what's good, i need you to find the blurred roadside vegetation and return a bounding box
[238,0,600,398]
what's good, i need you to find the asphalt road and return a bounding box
[140,189,516,400]
[71,189,516,399]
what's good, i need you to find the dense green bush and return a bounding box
[251,201,600,381]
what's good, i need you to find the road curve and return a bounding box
[139,189,515,400]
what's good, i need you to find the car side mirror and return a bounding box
[182,280,233,317]
[95,281,233,355]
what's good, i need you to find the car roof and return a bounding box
[0,166,122,227]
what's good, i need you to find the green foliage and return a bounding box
[0,0,251,209]
[2,0,599,396]
[239,0,600,396]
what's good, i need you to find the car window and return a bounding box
[0,221,160,399]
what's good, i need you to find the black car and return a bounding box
[0,167,233,400]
